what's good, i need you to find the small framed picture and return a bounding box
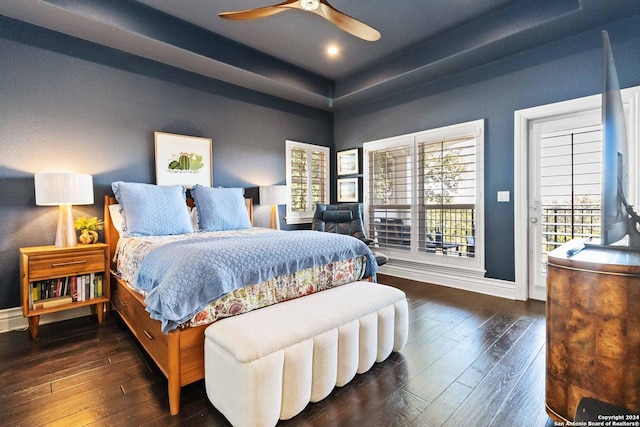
[337,148,359,176]
[154,132,212,188]
[337,178,359,202]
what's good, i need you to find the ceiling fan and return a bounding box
[219,0,381,41]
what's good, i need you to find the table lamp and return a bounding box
[259,185,288,229]
[34,172,94,247]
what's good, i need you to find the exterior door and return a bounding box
[527,111,601,300]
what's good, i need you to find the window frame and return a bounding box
[285,140,330,224]
[363,119,485,273]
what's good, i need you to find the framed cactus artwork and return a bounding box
[154,132,213,188]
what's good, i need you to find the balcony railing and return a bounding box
[366,203,599,260]
[368,204,476,257]
[541,204,600,254]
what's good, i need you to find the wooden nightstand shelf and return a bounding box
[20,243,111,339]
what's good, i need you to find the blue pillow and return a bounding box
[111,181,194,237]
[191,185,251,231]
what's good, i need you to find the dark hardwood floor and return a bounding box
[0,275,548,426]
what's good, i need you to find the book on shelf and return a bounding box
[88,273,94,301]
[29,272,104,308]
[31,282,39,302]
[33,295,73,310]
[63,276,69,296]
[55,277,62,297]
[70,276,78,302]
[95,274,103,297]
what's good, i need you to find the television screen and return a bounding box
[600,30,629,245]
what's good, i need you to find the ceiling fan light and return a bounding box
[300,0,320,11]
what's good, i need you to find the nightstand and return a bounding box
[20,243,110,339]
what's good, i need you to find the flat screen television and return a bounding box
[600,30,640,247]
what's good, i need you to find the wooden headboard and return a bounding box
[103,195,254,270]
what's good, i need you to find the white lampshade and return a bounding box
[35,173,94,206]
[34,173,94,247]
[259,185,287,229]
[259,185,288,206]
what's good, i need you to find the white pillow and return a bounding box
[109,204,124,236]
[189,206,199,231]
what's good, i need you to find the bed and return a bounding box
[103,182,377,415]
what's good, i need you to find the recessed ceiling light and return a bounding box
[327,45,339,56]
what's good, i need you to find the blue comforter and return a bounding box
[136,230,377,333]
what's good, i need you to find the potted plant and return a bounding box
[74,216,104,244]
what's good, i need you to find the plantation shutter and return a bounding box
[364,119,483,266]
[539,125,602,254]
[286,141,329,222]
[366,142,412,250]
[290,147,308,213]
[310,149,327,209]
[417,136,477,256]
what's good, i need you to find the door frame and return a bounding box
[514,87,640,300]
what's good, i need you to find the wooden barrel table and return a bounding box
[546,242,640,422]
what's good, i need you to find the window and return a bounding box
[539,124,602,256]
[367,138,413,250]
[417,135,477,257]
[286,140,330,224]
[363,120,484,270]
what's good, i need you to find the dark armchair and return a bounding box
[312,203,388,266]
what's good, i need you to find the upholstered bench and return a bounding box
[204,280,408,427]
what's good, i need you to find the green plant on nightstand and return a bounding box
[74,216,104,244]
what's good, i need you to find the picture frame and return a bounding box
[337,178,359,202]
[337,148,359,176]
[154,131,212,188]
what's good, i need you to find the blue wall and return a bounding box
[334,14,640,281]
[0,17,332,310]
[1,13,640,310]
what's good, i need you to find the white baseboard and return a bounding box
[0,306,92,334]
[377,261,517,300]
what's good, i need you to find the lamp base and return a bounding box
[55,205,77,248]
[270,205,280,230]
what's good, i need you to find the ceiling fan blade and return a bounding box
[218,0,300,20]
[315,0,381,41]
[219,0,381,41]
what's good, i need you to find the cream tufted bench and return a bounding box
[204,280,408,427]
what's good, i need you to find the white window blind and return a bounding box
[286,140,329,223]
[540,125,602,255]
[364,120,484,267]
[367,142,412,250]
[417,136,477,257]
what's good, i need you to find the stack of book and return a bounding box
[29,273,104,310]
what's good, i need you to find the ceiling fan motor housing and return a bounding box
[301,0,320,11]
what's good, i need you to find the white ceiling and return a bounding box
[3,0,640,110]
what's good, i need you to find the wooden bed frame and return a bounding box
[104,195,253,415]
